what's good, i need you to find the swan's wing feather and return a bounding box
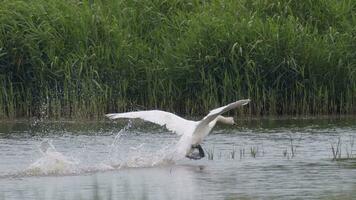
[106,110,195,136]
[199,99,251,126]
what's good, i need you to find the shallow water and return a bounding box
[1,117,356,199]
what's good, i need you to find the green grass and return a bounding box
[0,0,355,119]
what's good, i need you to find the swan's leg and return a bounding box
[186,144,205,160]
[196,144,205,158]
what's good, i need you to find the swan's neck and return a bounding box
[217,116,232,124]
[209,115,232,127]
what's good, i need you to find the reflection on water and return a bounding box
[1,117,356,199]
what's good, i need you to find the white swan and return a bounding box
[106,99,250,160]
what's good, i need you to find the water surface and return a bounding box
[1,117,356,199]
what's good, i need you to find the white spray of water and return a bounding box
[24,140,79,176]
[119,143,176,168]
[103,120,177,169]
[23,121,182,176]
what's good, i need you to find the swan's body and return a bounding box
[106,99,250,159]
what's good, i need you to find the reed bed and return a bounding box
[0,0,355,119]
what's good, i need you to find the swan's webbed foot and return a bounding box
[186,144,205,160]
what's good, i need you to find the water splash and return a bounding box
[119,143,176,168]
[22,122,180,177]
[104,120,177,168]
[24,140,79,176]
[106,120,133,164]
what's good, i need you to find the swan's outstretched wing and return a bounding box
[106,110,196,136]
[195,99,250,130]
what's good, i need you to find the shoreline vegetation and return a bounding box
[0,0,355,119]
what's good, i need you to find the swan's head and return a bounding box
[217,116,235,125]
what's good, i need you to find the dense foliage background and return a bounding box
[0,0,355,118]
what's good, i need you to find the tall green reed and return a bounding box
[0,0,355,119]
